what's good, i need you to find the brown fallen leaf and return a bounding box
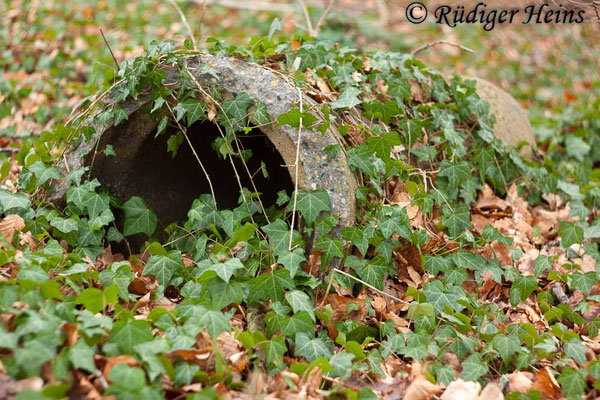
[0,214,25,244]
[440,379,481,400]
[477,382,503,400]
[506,371,533,393]
[404,362,442,400]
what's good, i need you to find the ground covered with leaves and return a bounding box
[1,1,599,399]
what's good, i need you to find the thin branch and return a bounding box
[100,29,119,69]
[289,87,303,250]
[197,0,208,45]
[298,0,315,35]
[333,268,409,304]
[0,148,19,153]
[181,0,293,13]
[411,40,474,57]
[165,101,217,210]
[314,0,336,34]
[167,0,199,51]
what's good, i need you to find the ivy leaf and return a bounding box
[510,275,538,306]
[442,206,472,238]
[174,362,199,387]
[452,250,485,271]
[83,192,111,220]
[50,217,79,233]
[143,251,183,286]
[206,257,243,283]
[425,255,453,275]
[69,340,97,373]
[195,308,231,338]
[281,312,314,338]
[123,196,157,237]
[295,332,332,362]
[208,278,244,310]
[423,281,463,314]
[181,100,206,127]
[277,249,305,278]
[261,336,287,370]
[0,189,31,213]
[342,226,369,256]
[492,334,520,364]
[330,86,361,109]
[534,255,553,277]
[221,92,254,131]
[459,353,488,381]
[285,290,315,321]
[248,269,294,303]
[109,319,154,355]
[355,257,387,290]
[569,271,597,295]
[378,206,411,240]
[438,160,471,189]
[559,221,583,248]
[564,338,588,366]
[252,100,270,125]
[558,367,586,399]
[267,17,283,41]
[262,219,301,256]
[293,189,331,226]
[314,235,344,268]
[29,161,61,185]
[277,108,318,128]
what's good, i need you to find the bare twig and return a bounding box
[197,0,208,45]
[314,0,336,33]
[298,0,315,35]
[100,29,119,69]
[289,87,303,250]
[411,40,474,57]
[0,148,19,153]
[333,268,409,304]
[181,0,293,13]
[167,0,199,51]
[166,101,217,209]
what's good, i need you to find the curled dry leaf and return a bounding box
[405,361,442,400]
[506,371,533,393]
[0,214,25,244]
[477,382,503,400]
[440,379,481,400]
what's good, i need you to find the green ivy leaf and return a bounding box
[492,334,520,364]
[123,196,157,237]
[262,219,301,256]
[564,338,588,366]
[69,340,97,373]
[277,249,305,278]
[109,319,154,355]
[442,206,472,238]
[569,271,597,295]
[510,275,538,306]
[143,251,183,287]
[0,189,31,212]
[181,100,206,127]
[355,257,387,290]
[330,86,361,109]
[559,221,583,248]
[459,352,488,381]
[295,332,332,362]
[557,367,586,399]
[293,189,331,226]
[285,290,315,321]
[249,269,294,303]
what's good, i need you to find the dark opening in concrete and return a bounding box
[88,119,294,235]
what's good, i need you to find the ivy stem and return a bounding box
[289,87,303,251]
